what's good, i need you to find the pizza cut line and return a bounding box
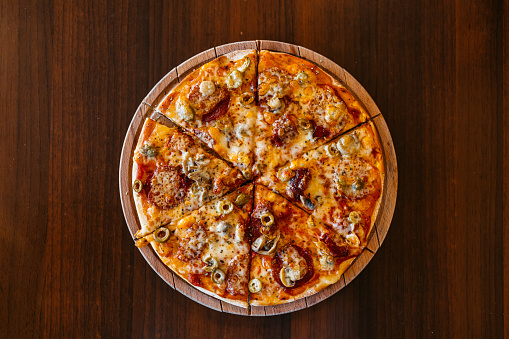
[130,49,385,308]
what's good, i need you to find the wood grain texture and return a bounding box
[0,0,504,337]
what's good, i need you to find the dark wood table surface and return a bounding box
[1,0,507,337]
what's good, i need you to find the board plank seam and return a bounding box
[142,101,154,109]
[374,225,381,248]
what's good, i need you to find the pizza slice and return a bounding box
[248,185,358,306]
[256,122,384,249]
[158,50,257,179]
[253,50,369,176]
[145,184,254,308]
[132,118,245,238]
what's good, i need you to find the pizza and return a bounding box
[132,118,245,239]
[130,49,385,308]
[253,50,369,176]
[158,50,257,179]
[248,185,357,305]
[256,122,384,249]
[147,184,253,307]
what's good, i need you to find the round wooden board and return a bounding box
[119,40,398,316]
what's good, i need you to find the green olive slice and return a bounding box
[153,227,170,243]
[260,211,275,227]
[202,255,218,273]
[352,178,365,191]
[324,143,338,157]
[234,193,250,206]
[296,71,309,84]
[248,279,263,293]
[298,118,312,130]
[140,144,158,158]
[337,134,360,156]
[133,179,143,193]
[348,211,361,224]
[217,200,234,215]
[211,269,225,284]
[319,255,335,270]
[277,168,294,182]
[240,92,254,107]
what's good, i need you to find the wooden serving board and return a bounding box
[119,40,398,316]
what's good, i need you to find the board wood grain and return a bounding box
[216,41,257,56]
[259,40,300,55]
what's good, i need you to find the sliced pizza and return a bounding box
[146,184,254,308]
[132,118,245,238]
[157,50,258,179]
[256,122,384,248]
[248,185,358,306]
[253,50,369,176]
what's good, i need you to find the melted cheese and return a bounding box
[226,254,249,296]
[281,246,307,281]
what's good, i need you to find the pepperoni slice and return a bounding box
[271,113,297,147]
[177,224,207,262]
[147,165,192,210]
[313,125,331,139]
[286,168,311,201]
[188,273,201,286]
[271,245,314,289]
[202,96,230,123]
[320,233,349,258]
[226,254,249,296]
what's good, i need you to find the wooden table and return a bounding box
[1,0,506,337]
